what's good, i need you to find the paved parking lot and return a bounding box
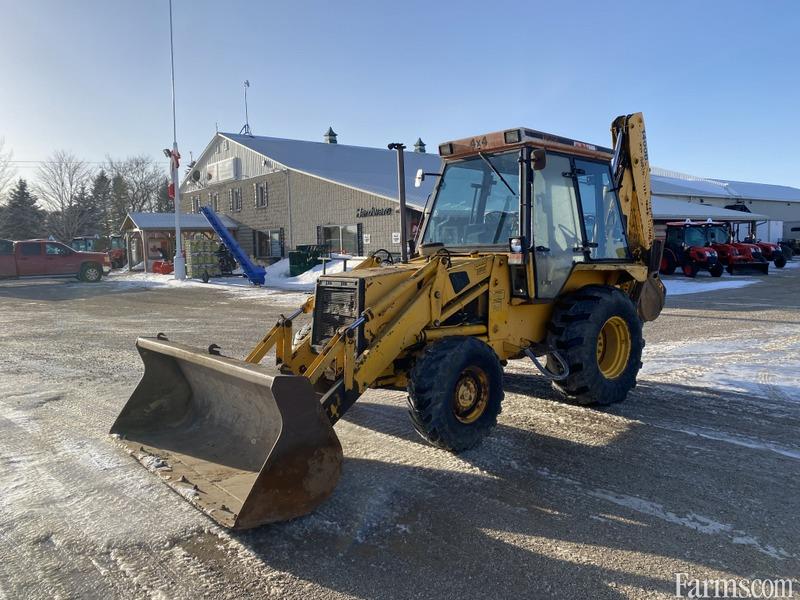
[0,269,798,599]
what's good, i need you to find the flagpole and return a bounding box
[169,0,185,279]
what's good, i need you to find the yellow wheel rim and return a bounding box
[452,366,489,424]
[596,316,631,379]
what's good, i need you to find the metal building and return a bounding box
[179,129,441,260]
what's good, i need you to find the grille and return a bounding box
[312,279,362,348]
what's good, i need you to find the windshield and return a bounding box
[422,151,519,247]
[684,227,706,246]
[706,225,729,244]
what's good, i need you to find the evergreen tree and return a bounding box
[90,170,112,236]
[0,179,45,239]
[109,174,129,233]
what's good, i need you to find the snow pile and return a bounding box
[263,255,366,291]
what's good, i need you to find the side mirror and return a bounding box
[532,149,547,171]
[414,168,424,188]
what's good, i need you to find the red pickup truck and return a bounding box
[0,239,111,282]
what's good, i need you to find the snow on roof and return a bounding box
[652,196,769,221]
[651,167,800,203]
[121,212,239,231]
[221,132,442,210]
[710,178,800,202]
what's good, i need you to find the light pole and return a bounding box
[167,0,185,280]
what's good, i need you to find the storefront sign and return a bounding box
[356,207,392,218]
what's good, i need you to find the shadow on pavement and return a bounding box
[227,373,798,599]
[0,279,157,302]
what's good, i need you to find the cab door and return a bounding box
[45,242,79,275]
[531,154,585,298]
[16,242,45,275]
[0,239,16,277]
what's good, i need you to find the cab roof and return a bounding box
[438,127,614,161]
[665,219,725,227]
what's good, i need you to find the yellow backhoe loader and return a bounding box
[111,113,665,529]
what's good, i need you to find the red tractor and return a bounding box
[661,220,724,277]
[661,220,769,277]
[71,235,127,269]
[704,221,769,275]
[730,223,787,268]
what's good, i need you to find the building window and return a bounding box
[321,224,359,255]
[229,188,242,212]
[191,196,200,213]
[211,193,219,212]
[255,182,268,208]
[254,229,284,258]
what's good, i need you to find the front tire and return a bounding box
[546,285,643,406]
[407,337,503,452]
[682,261,697,278]
[774,255,787,268]
[709,262,724,277]
[80,262,102,282]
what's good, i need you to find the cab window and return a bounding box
[532,154,584,298]
[575,159,629,260]
[422,151,519,247]
[20,243,41,256]
[666,228,682,246]
[0,240,12,255]
[46,243,71,256]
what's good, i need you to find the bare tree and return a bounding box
[106,155,166,213]
[0,138,15,198]
[35,150,94,241]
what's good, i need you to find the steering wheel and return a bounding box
[372,249,394,265]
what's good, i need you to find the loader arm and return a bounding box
[246,254,501,423]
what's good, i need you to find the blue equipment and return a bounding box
[200,206,266,285]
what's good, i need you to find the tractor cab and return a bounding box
[661,220,723,277]
[417,127,636,300]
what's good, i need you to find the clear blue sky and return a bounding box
[1,0,798,186]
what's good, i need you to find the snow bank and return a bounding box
[104,255,367,300]
[663,276,758,296]
[104,271,310,304]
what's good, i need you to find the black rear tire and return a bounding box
[80,262,102,282]
[546,285,643,406]
[709,263,724,277]
[660,250,677,275]
[407,337,503,452]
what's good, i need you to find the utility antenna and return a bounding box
[167,0,185,280]
[240,80,252,135]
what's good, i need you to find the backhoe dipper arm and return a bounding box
[611,113,654,256]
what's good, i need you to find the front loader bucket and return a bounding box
[110,337,342,530]
[728,261,769,276]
